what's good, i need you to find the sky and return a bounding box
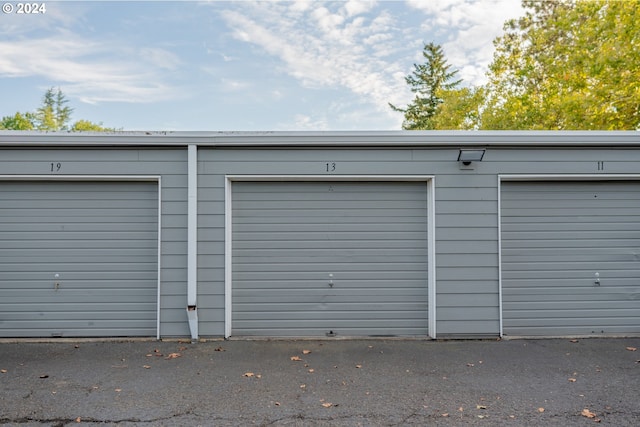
[0,0,525,131]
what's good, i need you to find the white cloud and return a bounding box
[219,1,411,126]
[0,31,182,104]
[407,0,524,85]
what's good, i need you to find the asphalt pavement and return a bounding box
[1,337,639,426]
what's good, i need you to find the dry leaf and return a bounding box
[145,354,153,357]
[308,369,315,373]
[178,346,187,351]
[582,408,597,419]
[570,339,579,343]
[478,415,487,419]
[165,353,181,359]
[441,413,449,417]
[143,365,151,369]
[274,402,281,406]
[115,388,122,392]
[290,356,303,361]
[256,374,262,379]
[75,417,81,423]
[243,372,254,377]
[214,347,225,352]
[0,369,7,373]
[538,408,545,413]
[300,384,306,388]
[476,405,487,409]
[322,402,333,408]
[626,347,637,352]
[467,363,475,367]
[302,350,312,354]
[569,378,577,382]
[39,374,49,379]
[355,364,362,369]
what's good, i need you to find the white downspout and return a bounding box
[187,144,198,341]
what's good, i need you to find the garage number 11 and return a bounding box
[50,162,62,172]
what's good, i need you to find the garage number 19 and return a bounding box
[50,162,62,172]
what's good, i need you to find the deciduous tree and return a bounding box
[481,0,640,130]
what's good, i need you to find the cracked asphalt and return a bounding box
[0,338,639,426]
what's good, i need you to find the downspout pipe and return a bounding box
[187,144,198,341]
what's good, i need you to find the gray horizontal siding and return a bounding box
[501,181,640,336]
[231,181,428,337]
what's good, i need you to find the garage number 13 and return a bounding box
[325,162,336,172]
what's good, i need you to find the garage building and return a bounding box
[0,131,638,340]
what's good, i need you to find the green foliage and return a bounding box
[0,112,35,130]
[395,1,639,130]
[390,42,463,130]
[430,87,485,130]
[70,120,114,132]
[481,0,640,130]
[1,87,115,132]
[35,87,74,130]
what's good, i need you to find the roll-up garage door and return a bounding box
[501,181,640,336]
[0,181,158,337]
[232,181,429,337]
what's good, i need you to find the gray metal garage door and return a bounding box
[501,181,640,336]
[232,181,429,337]
[0,181,158,337]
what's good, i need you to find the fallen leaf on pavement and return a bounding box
[274,402,281,406]
[165,353,181,359]
[569,378,577,382]
[355,364,362,368]
[476,405,487,409]
[115,388,122,392]
[626,347,637,351]
[538,407,545,413]
[308,369,315,373]
[478,415,487,419]
[39,374,49,379]
[569,339,579,343]
[467,363,475,367]
[581,408,597,418]
[322,402,333,408]
[243,372,254,377]
[1,369,7,374]
[441,413,449,417]
[302,350,312,354]
[143,365,151,369]
[75,417,81,423]
[214,347,225,352]
[290,356,303,361]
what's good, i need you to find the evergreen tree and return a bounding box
[390,42,463,130]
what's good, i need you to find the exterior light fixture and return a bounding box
[457,149,485,165]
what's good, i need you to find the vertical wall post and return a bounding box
[187,145,198,341]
